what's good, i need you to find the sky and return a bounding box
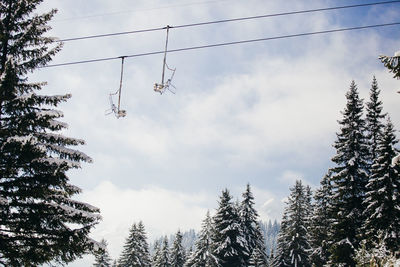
[30,0,400,265]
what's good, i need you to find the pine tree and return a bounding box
[154,236,170,267]
[309,172,333,266]
[248,224,268,267]
[118,222,151,267]
[240,184,261,264]
[93,239,113,267]
[152,240,162,267]
[327,81,369,266]
[272,211,290,267]
[285,180,311,267]
[212,189,248,267]
[379,50,400,80]
[0,1,100,265]
[362,118,400,254]
[170,230,186,267]
[185,211,219,267]
[365,76,386,163]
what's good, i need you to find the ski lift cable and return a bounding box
[41,22,400,68]
[56,0,400,43]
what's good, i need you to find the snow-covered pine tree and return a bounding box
[309,172,333,266]
[248,224,268,267]
[240,184,261,264]
[212,189,248,267]
[379,50,400,80]
[271,211,290,267]
[118,222,151,267]
[362,118,400,254]
[152,240,162,267]
[93,239,113,267]
[285,180,311,267]
[0,1,100,265]
[136,221,151,266]
[170,230,186,267]
[365,76,386,163]
[154,236,170,267]
[185,210,219,267]
[327,81,369,266]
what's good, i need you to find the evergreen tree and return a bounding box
[248,224,268,267]
[93,239,113,267]
[170,230,186,267]
[327,81,369,266]
[362,118,400,254]
[240,184,260,264]
[365,76,386,163]
[285,180,311,267]
[212,189,248,267]
[185,211,219,267]
[118,222,151,267]
[272,211,290,267]
[309,172,333,266]
[152,240,162,267]
[379,50,400,80]
[0,1,100,265]
[154,236,170,267]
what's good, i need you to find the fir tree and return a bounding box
[285,180,311,267]
[154,236,170,267]
[365,76,386,163]
[212,189,248,267]
[309,172,333,266]
[0,1,100,265]
[379,50,400,80]
[327,81,369,266]
[362,118,400,254]
[170,230,186,267]
[185,211,218,267]
[248,224,268,267]
[272,211,290,267]
[93,239,113,267]
[240,184,261,264]
[118,222,151,267]
[152,240,162,267]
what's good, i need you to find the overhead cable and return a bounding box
[57,0,400,42]
[42,22,400,68]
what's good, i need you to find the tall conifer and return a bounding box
[327,81,369,266]
[363,118,400,254]
[0,1,100,265]
[212,189,248,267]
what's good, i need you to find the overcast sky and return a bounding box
[32,0,400,265]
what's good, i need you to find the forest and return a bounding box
[1,1,400,267]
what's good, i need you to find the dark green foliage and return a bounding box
[0,0,100,265]
[309,172,333,266]
[327,81,369,266]
[118,222,151,267]
[170,230,185,267]
[185,211,219,267]
[93,239,113,267]
[365,76,386,163]
[379,53,400,79]
[212,189,248,267]
[273,180,311,267]
[154,236,170,267]
[240,184,265,265]
[363,119,400,254]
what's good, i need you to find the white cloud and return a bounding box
[76,181,210,259]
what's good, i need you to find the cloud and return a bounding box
[75,181,212,260]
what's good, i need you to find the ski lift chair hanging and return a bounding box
[154,25,176,94]
[106,56,127,118]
